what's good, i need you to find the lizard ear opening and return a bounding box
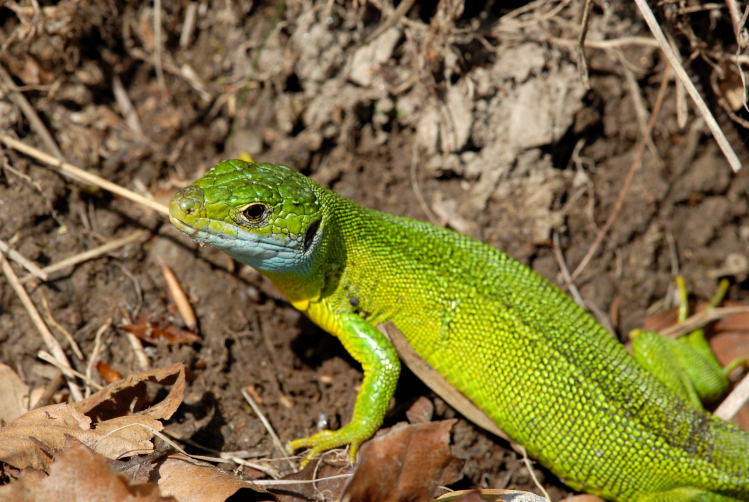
[303,219,321,252]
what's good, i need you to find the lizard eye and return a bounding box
[241,203,267,223]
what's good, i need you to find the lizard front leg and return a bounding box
[287,312,401,466]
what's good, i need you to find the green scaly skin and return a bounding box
[170,160,749,501]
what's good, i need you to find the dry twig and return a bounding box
[85,319,113,396]
[159,259,198,331]
[37,350,102,390]
[21,231,147,284]
[38,290,84,360]
[153,0,166,91]
[659,305,749,338]
[633,0,742,171]
[0,135,169,215]
[241,387,294,470]
[575,0,593,89]
[715,373,749,421]
[0,237,47,280]
[0,63,63,159]
[1,252,83,400]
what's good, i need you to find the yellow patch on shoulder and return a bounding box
[291,298,311,311]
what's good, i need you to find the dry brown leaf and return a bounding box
[0,364,185,470]
[160,262,198,332]
[343,420,463,502]
[121,316,201,345]
[0,363,30,423]
[0,441,175,502]
[71,363,185,421]
[158,456,269,502]
[97,361,125,384]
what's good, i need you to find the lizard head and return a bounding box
[169,159,324,273]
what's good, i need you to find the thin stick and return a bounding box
[659,305,749,338]
[725,0,745,48]
[0,64,64,159]
[0,135,169,215]
[85,319,112,396]
[159,259,197,331]
[0,238,48,280]
[552,232,617,336]
[153,0,166,91]
[223,456,281,478]
[520,446,551,501]
[617,49,658,157]
[241,387,294,469]
[633,0,742,172]
[363,0,415,45]
[409,143,437,224]
[120,308,151,370]
[179,2,198,49]
[31,371,65,409]
[1,253,83,400]
[249,473,352,487]
[21,231,147,284]
[112,75,144,137]
[549,36,660,49]
[37,350,103,390]
[714,373,749,421]
[39,290,84,360]
[575,0,593,89]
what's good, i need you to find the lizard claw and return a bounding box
[287,428,361,468]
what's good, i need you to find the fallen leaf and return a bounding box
[121,315,201,344]
[158,456,270,502]
[0,440,175,502]
[0,363,30,423]
[0,364,185,470]
[159,262,198,332]
[97,361,124,384]
[72,363,185,421]
[343,420,463,502]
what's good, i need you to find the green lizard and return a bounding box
[169,159,749,501]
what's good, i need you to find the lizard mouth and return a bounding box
[169,214,198,236]
[168,212,237,245]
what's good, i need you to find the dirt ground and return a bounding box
[1,0,748,500]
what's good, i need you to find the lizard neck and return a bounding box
[263,268,326,311]
[263,190,349,312]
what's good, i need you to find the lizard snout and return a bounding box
[170,186,205,217]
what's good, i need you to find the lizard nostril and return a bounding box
[179,197,197,213]
[170,186,205,217]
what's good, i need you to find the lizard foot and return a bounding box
[287,425,366,468]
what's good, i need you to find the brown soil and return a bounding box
[1,1,748,500]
